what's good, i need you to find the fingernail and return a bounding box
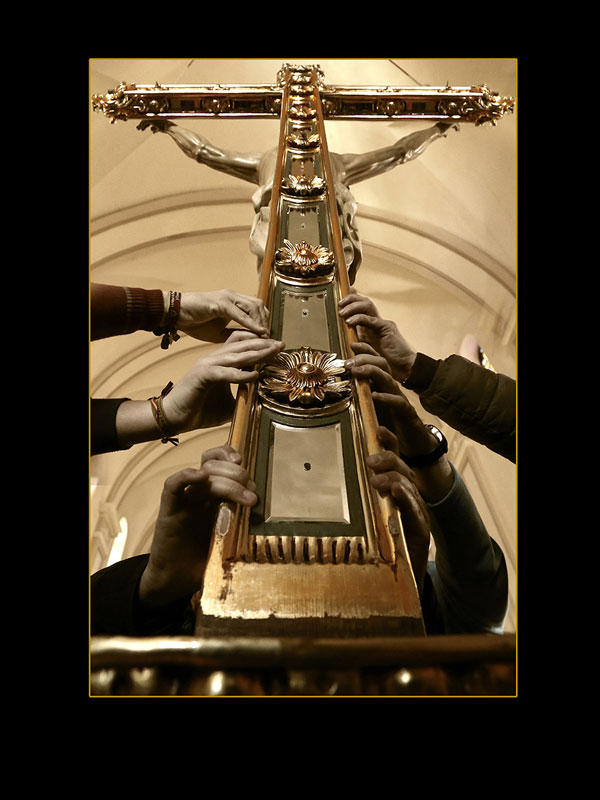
[243,490,256,502]
[215,505,233,537]
[345,359,354,367]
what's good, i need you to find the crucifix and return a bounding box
[93,63,514,638]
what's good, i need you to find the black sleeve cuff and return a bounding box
[90,398,131,456]
[403,353,440,393]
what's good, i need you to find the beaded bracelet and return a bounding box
[148,381,179,446]
[153,290,181,349]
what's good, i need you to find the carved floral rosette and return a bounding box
[281,174,326,197]
[274,240,334,279]
[285,131,321,151]
[260,347,351,408]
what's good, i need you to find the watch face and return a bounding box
[427,424,443,443]
[403,424,448,468]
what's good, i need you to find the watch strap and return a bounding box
[402,425,448,468]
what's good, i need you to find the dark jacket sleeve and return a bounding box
[404,353,515,462]
[90,398,131,456]
[421,464,509,635]
[90,554,194,636]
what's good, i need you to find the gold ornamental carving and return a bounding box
[285,131,321,150]
[200,96,231,114]
[376,99,407,116]
[278,64,324,87]
[290,84,313,96]
[435,84,515,126]
[93,74,514,125]
[289,104,317,120]
[275,240,334,278]
[260,347,351,406]
[92,81,172,122]
[251,534,368,565]
[281,174,326,197]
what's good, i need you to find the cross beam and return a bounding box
[92,63,514,126]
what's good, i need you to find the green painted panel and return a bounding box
[249,407,366,539]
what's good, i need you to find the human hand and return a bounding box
[345,345,453,501]
[344,343,433,457]
[136,119,173,134]
[178,289,270,342]
[436,121,460,135]
[366,427,431,595]
[162,331,284,433]
[138,445,257,608]
[338,288,416,381]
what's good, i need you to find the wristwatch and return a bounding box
[402,424,448,468]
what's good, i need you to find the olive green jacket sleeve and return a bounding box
[404,353,515,463]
